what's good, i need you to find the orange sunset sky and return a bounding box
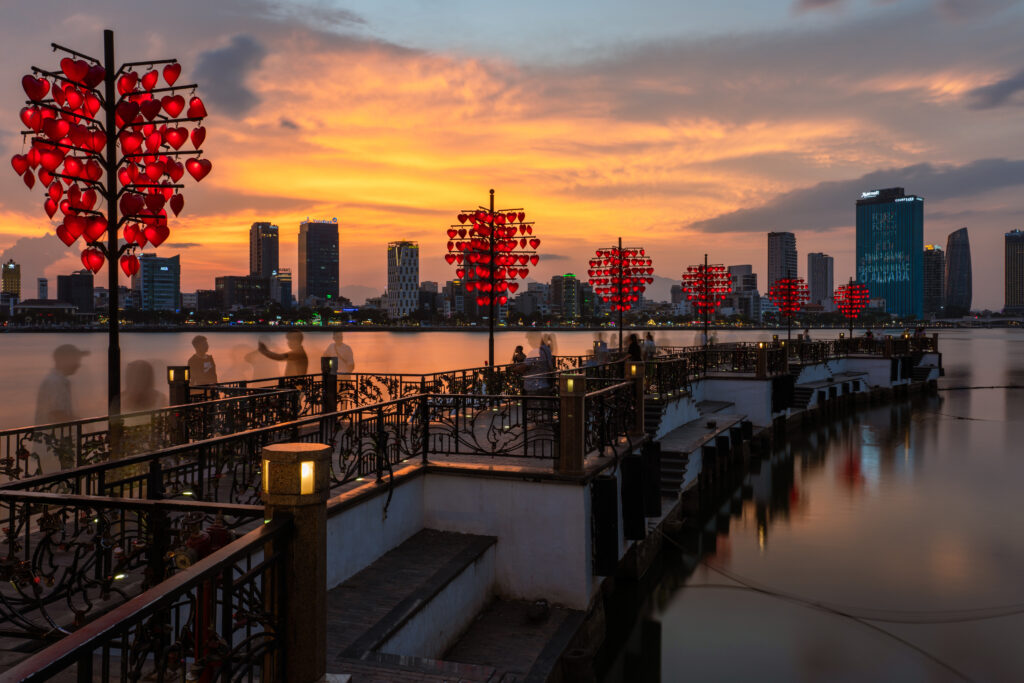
[2,0,1023,308]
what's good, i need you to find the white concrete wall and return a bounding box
[422,474,594,609]
[846,357,902,388]
[326,476,425,588]
[703,378,774,426]
[655,395,702,439]
[379,545,496,658]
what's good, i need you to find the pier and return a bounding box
[0,334,941,681]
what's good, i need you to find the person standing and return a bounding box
[627,334,643,361]
[187,335,218,386]
[322,331,356,374]
[642,332,656,360]
[33,344,89,473]
[258,331,309,377]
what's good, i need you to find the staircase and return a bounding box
[911,365,933,382]
[660,451,688,497]
[644,399,665,435]
[791,386,815,409]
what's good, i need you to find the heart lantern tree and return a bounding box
[9,30,211,417]
[767,275,809,342]
[587,238,654,350]
[445,189,539,368]
[680,255,732,348]
[834,280,870,337]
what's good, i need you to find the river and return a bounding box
[604,328,1024,682]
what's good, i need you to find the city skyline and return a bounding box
[1,1,1023,308]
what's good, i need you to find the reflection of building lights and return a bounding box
[758,525,766,551]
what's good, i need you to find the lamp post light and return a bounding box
[445,190,539,369]
[10,29,211,424]
[586,238,654,351]
[167,365,190,406]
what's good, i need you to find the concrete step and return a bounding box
[327,528,496,667]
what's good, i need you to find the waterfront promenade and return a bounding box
[0,334,941,681]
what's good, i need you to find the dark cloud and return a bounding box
[164,242,202,249]
[794,0,845,12]
[194,35,268,117]
[966,68,1024,109]
[541,253,571,261]
[0,235,78,288]
[279,117,299,129]
[341,201,443,217]
[688,158,1024,233]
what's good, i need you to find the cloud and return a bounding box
[541,253,571,261]
[194,35,268,117]
[279,117,299,129]
[966,68,1024,109]
[0,235,77,290]
[688,158,1024,233]
[164,242,202,249]
[794,0,845,12]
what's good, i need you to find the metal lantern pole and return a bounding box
[618,236,624,351]
[848,277,855,338]
[703,253,710,347]
[102,30,121,416]
[488,189,495,369]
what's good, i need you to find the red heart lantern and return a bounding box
[164,127,188,150]
[140,99,163,121]
[56,223,77,246]
[43,198,58,218]
[140,70,159,91]
[185,158,212,181]
[83,216,107,241]
[22,75,50,101]
[163,63,181,85]
[23,170,36,189]
[169,194,184,216]
[81,247,104,273]
[143,223,169,247]
[190,126,206,149]
[161,95,185,117]
[119,254,140,276]
[11,154,29,176]
[117,72,138,95]
[186,97,207,118]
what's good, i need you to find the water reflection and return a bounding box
[643,391,1024,682]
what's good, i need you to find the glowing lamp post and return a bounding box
[445,190,539,368]
[587,238,654,351]
[767,274,809,342]
[10,29,211,418]
[680,254,732,348]
[261,442,331,682]
[834,279,870,338]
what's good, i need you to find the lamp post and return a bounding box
[11,29,210,421]
[680,254,732,349]
[835,278,870,338]
[587,238,654,351]
[445,190,539,369]
[767,271,809,342]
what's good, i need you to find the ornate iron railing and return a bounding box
[426,394,560,460]
[583,381,638,457]
[0,390,300,484]
[0,491,262,643]
[3,516,288,682]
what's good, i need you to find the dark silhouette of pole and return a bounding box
[847,277,855,338]
[488,189,495,369]
[103,29,121,419]
[618,236,624,352]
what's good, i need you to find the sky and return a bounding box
[1,0,1023,308]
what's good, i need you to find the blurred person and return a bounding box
[643,332,656,359]
[121,360,167,413]
[258,331,308,377]
[34,344,88,426]
[187,335,218,386]
[627,333,642,361]
[511,345,527,364]
[323,331,356,374]
[244,335,278,380]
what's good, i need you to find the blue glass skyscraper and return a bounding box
[855,187,923,318]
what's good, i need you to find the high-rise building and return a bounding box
[132,254,181,311]
[298,219,339,302]
[922,245,945,316]
[216,275,269,309]
[670,284,684,305]
[37,277,48,300]
[807,253,834,306]
[944,227,972,317]
[386,241,419,319]
[2,259,20,299]
[550,274,580,319]
[270,269,292,308]
[855,187,923,318]
[249,222,279,283]
[57,270,95,313]
[767,232,797,289]
[1005,230,1024,315]
[727,265,761,321]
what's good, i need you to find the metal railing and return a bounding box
[4,516,289,683]
[0,490,262,643]
[583,381,638,457]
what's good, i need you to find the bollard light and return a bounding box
[567,377,575,392]
[839,332,845,339]
[261,443,331,505]
[758,342,764,349]
[167,366,190,383]
[772,334,779,342]
[321,355,337,374]
[628,362,641,377]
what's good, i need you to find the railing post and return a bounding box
[376,405,386,483]
[558,374,586,475]
[756,343,768,380]
[261,442,330,683]
[627,361,645,437]
[420,381,430,464]
[320,357,338,414]
[884,336,893,358]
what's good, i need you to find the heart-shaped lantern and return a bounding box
[185,158,212,181]
[81,247,104,273]
[119,254,140,277]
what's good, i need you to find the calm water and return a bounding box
[641,328,1024,682]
